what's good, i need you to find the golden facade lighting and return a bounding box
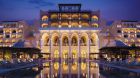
[42,15,48,21]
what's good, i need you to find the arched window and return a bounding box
[42,15,48,21]
[92,15,98,21]
[71,36,77,46]
[12,30,16,34]
[80,36,87,46]
[0,30,3,33]
[63,36,68,46]
[92,23,99,28]
[44,37,49,46]
[42,23,48,28]
[53,36,59,46]
[91,38,96,46]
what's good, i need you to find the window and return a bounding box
[117,30,121,33]
[0,30,3,34]
[12,30,16,33]
[5,35,10,38]
[137,35,140,38]
[124,35,128,38]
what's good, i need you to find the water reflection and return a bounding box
[0,61,99,78]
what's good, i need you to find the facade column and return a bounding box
[78,31,81,78]
[59,30,62,78]
[49,31,53,78]
[87,32,91,78]
[69,31,71,78]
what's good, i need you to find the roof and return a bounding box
[100,46,140,51]
[0,47,41,54]
[13,40,25,48]
[115,40,127,47]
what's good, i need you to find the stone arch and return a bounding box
[61,33,69,46]
[71,32,78,46]
[51,32,59,46]
[41,33,49,46]
[80,33,88,46]
[91,33,99,46]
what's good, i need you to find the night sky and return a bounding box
[0,0,140,23]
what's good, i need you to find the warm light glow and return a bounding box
[42,23,48,28]
[12,39,16,43]
[63,50,68,59]
[51,14,58,19]
[81,14,89,19]
[61,22,69,26]
[54,50,59,58]
[81,62,86,70]
[72,62,77,70]
[92,23,99,27]
[81,22,89,26]
[72,14,79,18]
[54,62,59,70]
[72,50,77,58]
[81,50,86,58]
[92,15,98,21]
[71,22,79,27]
[42,15,48,21]
[61,14,69,18]
[63,62,68,70]
[51,23,59,27]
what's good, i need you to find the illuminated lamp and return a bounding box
[79,25,82,28]
[42,15,48,21]
[42,23,48,28]
[58,25,61,28]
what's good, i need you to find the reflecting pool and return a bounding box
[0,61,100,78]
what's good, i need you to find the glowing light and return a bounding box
[42,15,48,21]
[92,15,98,21]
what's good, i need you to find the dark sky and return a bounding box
[0,0,140,22]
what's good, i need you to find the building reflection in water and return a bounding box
[36,61,99,78]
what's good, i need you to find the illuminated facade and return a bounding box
[109,20,140,46]
[0,21,26,47]
[39,4,100,78]
[40,4,100,59]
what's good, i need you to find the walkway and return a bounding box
[89,60,140,73]
[0,61,38,74]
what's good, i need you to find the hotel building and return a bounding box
[39,4,100,78]
[0,21,27,47]
[40,4,101,59]
[108,20,140,46]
